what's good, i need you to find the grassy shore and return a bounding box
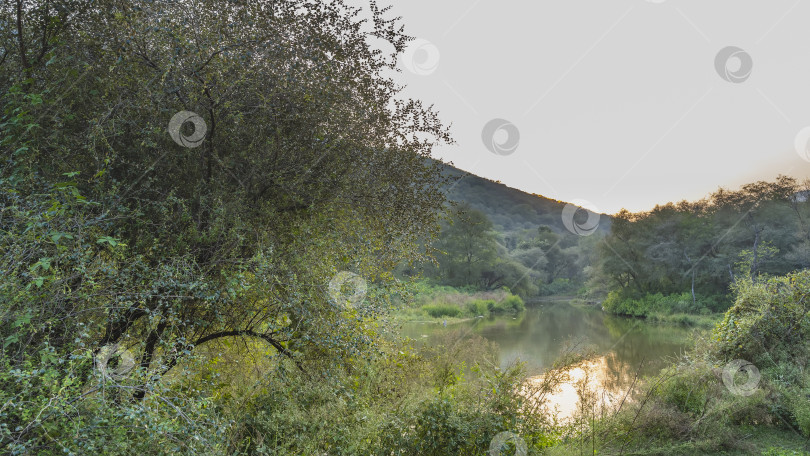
[393,282,526,322]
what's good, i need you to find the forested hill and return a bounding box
[437,161,612,235]
[407,162,610,297]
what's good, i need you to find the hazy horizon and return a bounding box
[370,0,810,214]
[443,158,803,216]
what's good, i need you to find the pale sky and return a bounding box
[364,0,810,214]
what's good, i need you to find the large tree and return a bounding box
[1,0,451,450]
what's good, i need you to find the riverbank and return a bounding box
[393,282,526,322]
[564,295,724,329]
[398,289,723,330]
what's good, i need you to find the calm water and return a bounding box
[401,302,695,418]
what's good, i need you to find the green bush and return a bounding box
[379,396,498,455]
[713,271,810,364]
[657,364,716,416]
[422,304,461,318]
[484,300,497,313]
[790,394,810,437]
[465,300,489,316]
[603,291,716,318]
[495,294,525,313]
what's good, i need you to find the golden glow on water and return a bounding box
[524,354,637,422]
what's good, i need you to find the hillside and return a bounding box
[439,162,611,235]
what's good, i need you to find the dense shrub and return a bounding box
[603,291,715,317]
[792,395,810,437]
[466,299,490,316]
[656,364,717,417]
[713,271,810,365]
[422,304,462,318]
[413,289,525,319]
[495,295,526,313]
[231,332,569,455]
[379,396,500,455]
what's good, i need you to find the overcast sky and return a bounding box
[368,0,810,214]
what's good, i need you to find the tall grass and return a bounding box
[405,282,526,320]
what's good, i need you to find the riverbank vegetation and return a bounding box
[589,176,810,321]
[2,0,810,455]
[549,270,810,455]
[394,282,525,321]
[402,201,601,300]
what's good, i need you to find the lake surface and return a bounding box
[401,301,696,419]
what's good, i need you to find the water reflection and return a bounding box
[524,353,639,422]
[402,302,694,419]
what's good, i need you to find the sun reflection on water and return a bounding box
[523,353,639,423]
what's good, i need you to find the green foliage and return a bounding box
[763,449,810,456]
[655,364,718,417]
[422,304,462,318]
[433,203,499,287]
[538,278,575,296]
[495,295,526,313]
[0,0,452,453]
[413,183,601,299]
[381,395,500,455]
[414,292,525,320]
[792,398,810,438]
[589,270,810,455]
[593,177,809,314]
[401,282,526,320]
[230,332,563,455]
[466,299,491,316]
[713,270,810,365]
[602,291,699,317]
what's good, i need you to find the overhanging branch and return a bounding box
[165,329,306,376]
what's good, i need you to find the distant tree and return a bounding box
[436,204,498,286]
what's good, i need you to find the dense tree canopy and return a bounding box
[1,0,452,451]
[591,176,810,314]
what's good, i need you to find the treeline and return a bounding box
[404,202,601,298]
[590,175,810,316]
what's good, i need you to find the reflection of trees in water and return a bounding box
[600,352,638,393]
[602,313,638,340]
[403,303,691,381]
[525,353,642,422]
